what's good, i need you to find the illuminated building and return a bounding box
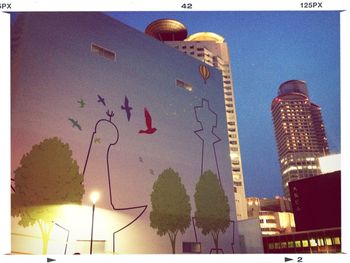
[146,19,248,220]
[247,196,295,236]
[11,12,264,254]
[271,80,329,197]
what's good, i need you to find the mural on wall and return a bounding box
[68,118,82,131]
[150,168,191,254]
[138,108,157,135]
[81,99,149,253]
[11,137,85,254]
[199,64,210,84]
[194,98,222,185]
[11,12,237,255]
[194,170,230,253]
[77,99,86,108]
[97,94,106,106]
[121,96,133,122]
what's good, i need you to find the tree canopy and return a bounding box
[194,170,230,252]
[150,168,191,253]
[12,137,85,254]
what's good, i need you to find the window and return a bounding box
[176,79,192,92]
[302,240,309,247]
[268,243,274,249]
[295,241,301,247]
[333,237,341,245]
[309,239,317,247]
[91,43,116,61]
[234,181,242,186]
[317,238,324,246]
[325,238,332,246]
[288,241,294,248]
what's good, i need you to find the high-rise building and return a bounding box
[271,80,329,197]
[145,19,248,220]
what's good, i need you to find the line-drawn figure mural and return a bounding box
[193,99,222,184]
[82,111,147,253]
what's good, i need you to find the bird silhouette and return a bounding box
[68,118,82,130]
[121,96,133,121]
[139,108,157,134]
[97,95,106,106]
[139,156,143,163]
[77,99,86,108]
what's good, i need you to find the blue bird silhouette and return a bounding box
[121,96,133,121]
[97,95,106,106]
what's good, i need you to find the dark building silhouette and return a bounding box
[263,171,341,254]
[289,171,341,231]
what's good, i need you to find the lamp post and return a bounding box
[90,191,100,255]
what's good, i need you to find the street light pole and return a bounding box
[90,203,96,255]
[89,191,100,255]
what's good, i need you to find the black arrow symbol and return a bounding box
[285,257,293,262]
[47,258,56,263]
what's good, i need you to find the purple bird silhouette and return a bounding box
[97,95,106,106]
[139,108,157,134]
[121,96,133,121]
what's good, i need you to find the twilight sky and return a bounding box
[105,11,340,198]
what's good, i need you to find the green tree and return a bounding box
[194,170,230,253]
[150,168,191,254]
[12,137,85,254]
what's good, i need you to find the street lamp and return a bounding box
[90,191,100,255]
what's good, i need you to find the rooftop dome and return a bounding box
[185,32,225,43]
[278,80,309,97]
[145,19,188,41]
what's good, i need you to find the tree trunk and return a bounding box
[168,231,178,254]
[171,237,176,254]
[212,231,219,253]
[38,221,54,254]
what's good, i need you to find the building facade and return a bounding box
[11,12,243,254]
[247,196,295,236]
[145,19,248,220]
[271,80,329,197]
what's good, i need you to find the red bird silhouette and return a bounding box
[139,108,157,134]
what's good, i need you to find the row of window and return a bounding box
[267,236,341,250]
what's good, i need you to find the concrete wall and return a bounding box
[11,12,240,254]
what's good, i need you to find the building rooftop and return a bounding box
[145,18,188,41]
[278,80,309,97]
[185,32,225,43]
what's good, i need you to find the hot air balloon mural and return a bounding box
[199,64,210,84]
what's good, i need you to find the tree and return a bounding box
[150,168,191,254]
[194,170,230,253]
[12,137,85,254]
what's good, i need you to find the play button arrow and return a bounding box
[47,258,56,263]
[285,257,293,262]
